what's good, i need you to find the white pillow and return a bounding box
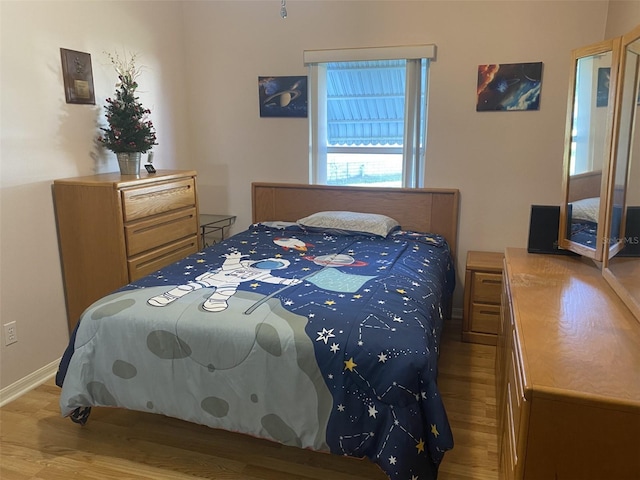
[571,197,600,223]
[297,211,400,238]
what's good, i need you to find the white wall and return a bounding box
[606,0,640,37]
[2,0,635,393]
[182,0,610,306]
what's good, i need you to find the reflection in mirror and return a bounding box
[560,39,620,260]
[608,41,637,255]
[604,27,640,322]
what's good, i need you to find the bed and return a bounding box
[568,196,600,247]
[565,171,603,247]
[56,182,460,480]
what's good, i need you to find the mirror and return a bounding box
[559,38,621,261]
[603,24,640,321]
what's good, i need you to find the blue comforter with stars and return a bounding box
[57,223,455,480]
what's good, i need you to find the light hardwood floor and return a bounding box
[0,319,498,480]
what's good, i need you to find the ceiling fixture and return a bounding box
[280,0,287,19]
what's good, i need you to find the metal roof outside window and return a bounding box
[326,60,406,146]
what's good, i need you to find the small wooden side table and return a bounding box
[462,250,504,345]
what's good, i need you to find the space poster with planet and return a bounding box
[259,75,308,117]
[476,61,543,111]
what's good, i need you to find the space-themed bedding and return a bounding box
[567,197,601,247]
[56,222,455,480]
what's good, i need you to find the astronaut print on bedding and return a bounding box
[62,281,333,450]
[147,252,301,312]
[58,222,455,480]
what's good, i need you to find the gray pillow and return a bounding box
[297,211,400,237]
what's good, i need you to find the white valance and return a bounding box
[303,44,436,65]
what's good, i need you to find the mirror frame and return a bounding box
[603,24,640,322]
[559,38,622,261]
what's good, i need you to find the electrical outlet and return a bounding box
[4,321,17,346]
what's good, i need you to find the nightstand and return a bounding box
[462,250,504,345]
[199,214,236,248]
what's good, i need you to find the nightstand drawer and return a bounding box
[473,272,502,303]
[471,303,500,334]
[122,178,196,222]
[125,207,198,256]
[463,251,504,346]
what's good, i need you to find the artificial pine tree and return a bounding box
[99,53,157,154]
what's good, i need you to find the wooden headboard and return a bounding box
[568,170,603,202]
[252,183,460,258]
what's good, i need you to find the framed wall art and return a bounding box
[60,48,95,105]
[597,67,611,107]
[258,76,307,117]
[476,62,543,111]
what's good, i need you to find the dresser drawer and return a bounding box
[122,178,196,222]
[128,235,199,280]
[125,207,198,256]
[473,272,502,304]
[504,381,518,479]
[470,303,500,334]
[511,328,524,404]
[503,326,526,480]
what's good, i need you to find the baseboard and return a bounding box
[0,358,59,407]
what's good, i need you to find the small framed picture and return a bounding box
[60,48,95,105]
[476,62,543,111]
[258,76,308,117]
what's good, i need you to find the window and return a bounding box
[304,45,435,188]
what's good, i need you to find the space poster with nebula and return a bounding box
[258,76,308,117]
[476,62,543,111]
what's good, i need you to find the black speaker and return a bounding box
[527,205,577,255]
[618,206,640,257]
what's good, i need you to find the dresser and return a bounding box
[462,250,504,345]
[54,170,200,331]
[496,248,640,479]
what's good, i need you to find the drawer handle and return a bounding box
[479,309,500,316]
[481,279,502,285]
[135,242,197,269]
[132,214,195,235]
[130,185,191,201]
